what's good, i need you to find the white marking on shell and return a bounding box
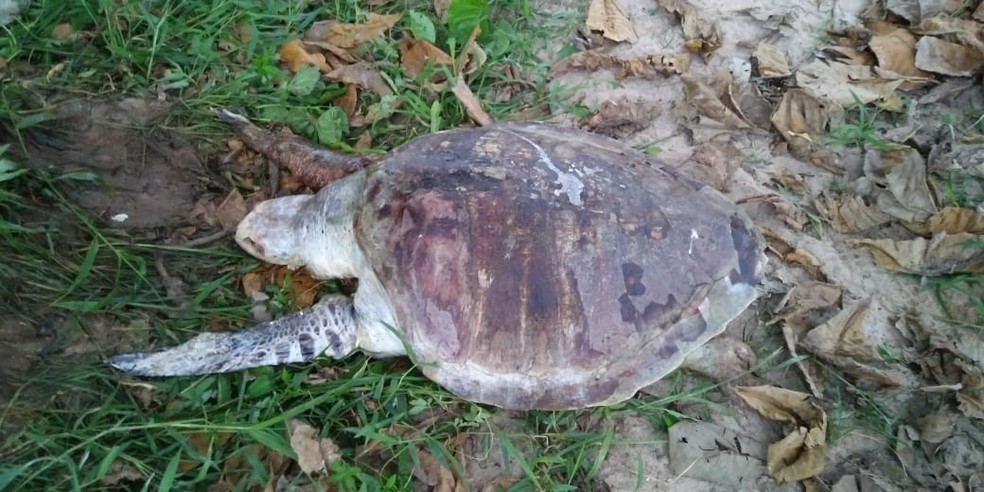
[688,229,699,255]
[505,131,584,206]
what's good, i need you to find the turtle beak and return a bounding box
[234,194,312,265]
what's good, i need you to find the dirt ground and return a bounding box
[3,0,984,489]
[545,0,984,489]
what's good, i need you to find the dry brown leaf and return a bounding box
[306,13,401,49]
[766,424,827,483]
[179,432,233,473]
[679,139,741,192]
[580,99,656,139]
[119,381,158,411]
[300,39,359,66]
[915,207,984,235]
[754,43,791,78]
[335,84,358,118]
[795,60,905,111]
[841,360,911,388]
[623,53,691,76]
[821,46,876,66]
[279,40,329,73]
[774,281,843,329]
[851,233,984,275]
[287,420,341,475]
[657,0,721,54]
[219,444,290,488]
[869,27,932,89]
[303,366,345,385]
[736,386,824,425]
[324,62,392,96]
[434,0,451,22]
[735,386,827,483]
[785,248,823,278]
[354,131,373,149]
[100,461,143,486]
[550,49,691,78]
[863,145,938,222]
[730,82,773,129]
[750,194,810,231]
[884,0,968,24]
[414,449,460,491]
[458,41,488,76]
[915,36,984,77]
[955,360,984,419]
[815,193,893,233]
[51,23,74,40]
[801,300,878,361]
[586,0,639,43]
[681,74,753,130]
[770,88,827,144]
[362,96,405,125]
[215,189,247,231]
[399,37,454,79]
[916,16,984,53]
[884,0,920,23]
[770,89,843,173]
[918,408,958,446]
[451,74,492,126]
[241,264,321,309]
[241,269,264,298]
[449,27,492,127]
[773,281,843,343]
[234,22,252,45]
[774,171,809,195]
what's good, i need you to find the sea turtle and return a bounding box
[109,110,767,411]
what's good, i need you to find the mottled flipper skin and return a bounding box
[109,296,358,376]
[217,109,376,189]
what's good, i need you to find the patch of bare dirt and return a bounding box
[547,0,984,489]
[2,98,205,229]
[5,0,984,489]
[0,313,147,441]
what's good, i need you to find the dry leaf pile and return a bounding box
[550,0,693,81]
[276,12,492,131]
[717,3,984,489]
[104,0,984,490]
[760,6,984,278]
[548,0,984,489]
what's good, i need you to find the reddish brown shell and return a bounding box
[355,123,765,410]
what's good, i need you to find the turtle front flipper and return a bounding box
[109,295,358,377]
[216,109,375,189]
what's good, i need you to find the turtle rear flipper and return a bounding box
[109,295,358,377]
[217,109,376,189]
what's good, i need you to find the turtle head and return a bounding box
[236,172,367,278]
[236,194,312,269]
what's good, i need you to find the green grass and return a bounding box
[0,1,732,490]
[0,160,763,490]
[0,0,563,149]
[4,0,981,489]
[824,94,892,150]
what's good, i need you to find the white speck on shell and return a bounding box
[505,130,585,206]
[688,229,699,255]
[111,213,129,223]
